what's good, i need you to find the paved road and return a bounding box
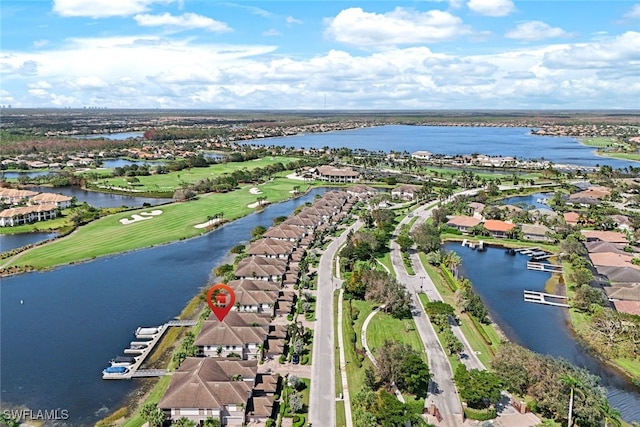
[390,204,464,427]
[310,220,362,427]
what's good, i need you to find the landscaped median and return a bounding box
[4,178,313,270]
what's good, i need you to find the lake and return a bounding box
[0,188,326,426]
[263,125,637,169]
[71,132,144,140]
[0,232,59,253]
[499,192,554,210]
[29,186,174,209]
[443,242,640,422]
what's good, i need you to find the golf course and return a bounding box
[5,177,313,270]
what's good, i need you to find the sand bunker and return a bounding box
[194,218,223,229]
[249,187,263,195]
[286,173,307,181]
[119,210,163,225]
[247,201,271,208]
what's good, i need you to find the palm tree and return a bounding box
[559,374,583,427]
[444,250,462,279]
[599,399,622,427]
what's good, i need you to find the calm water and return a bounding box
[30,186,173,209]
[101,159,165,168]
[0,232,58,253]
[0,189,326,426]
[443,243,640,422]
[1,170,56,179]
[266,125,637,169]
[499,192,553,210]
[71,132,144,140]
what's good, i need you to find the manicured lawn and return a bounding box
[342,299,375,399]
[7,178,313,269]
[440,233,558,253]
[334,291,343,397]
[365,310,426,363]
[580,137,618,147]
[93,156,303,192]
[375,253,394,275]
[335,400,347,427]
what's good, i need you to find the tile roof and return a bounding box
[194,323,268,347]
[446,215,481,228]
[483,220,515,232]
[235,257,287,278]
[581,230,628,243]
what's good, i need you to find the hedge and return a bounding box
[440,264,459,291]
[469,314,493,347]
[464,406,497,421]
[292,415,306,427]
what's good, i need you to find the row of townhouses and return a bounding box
[157,190,357,426]
[0,188,73,227]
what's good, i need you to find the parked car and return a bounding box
[292,353,300,364]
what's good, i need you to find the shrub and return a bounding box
[301,354,309,365]
[292,415,306,427]
[464,406,497,421]
[278,355,285,364]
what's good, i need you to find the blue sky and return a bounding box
[1,0,639,109]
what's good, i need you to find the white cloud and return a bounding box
[2,32,639,109]
[505,21,569,41]
[33,39,49,48]
[324,7,470,47]
[467,0,514,17]
[286,16,303,25]
[262,29,281,37]
[624,4,640,19]
[53,0,173,18]
[134,13,231,32]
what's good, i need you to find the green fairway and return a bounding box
[91,156,303,192]
[7,178,312,269]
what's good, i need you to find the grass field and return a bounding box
[91,156,303,192]
[580,137,618,147]
[342,299,375,399]
[6,178,312,269]
[365,310,426,362]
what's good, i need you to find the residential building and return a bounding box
[446,215,481,233]
[391,184,422,200]
[314,165,360,183]
[483,219,515,238]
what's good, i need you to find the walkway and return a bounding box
[360,307,382,367]
[309,220,362,427]
[336,288,353,427]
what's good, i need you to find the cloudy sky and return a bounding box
[1,0,639,109]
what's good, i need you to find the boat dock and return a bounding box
[462,239,486,251]
[527,261,564,273]
[523,290,570,307]
[102,320,197,380]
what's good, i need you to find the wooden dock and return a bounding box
[527,261,563,273]
[102,320,197,380]
[524,290,570,308]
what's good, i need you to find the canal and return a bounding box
[0,188,326,426]
[443,242,640,422]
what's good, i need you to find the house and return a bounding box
[31,193,73,209]
[391,184,422,201]
[611,214,633,232]
[195,322,268,359]
[231,288,278,314]
[235,257,287,282]
[227,279,281,293]
[467,202,485,219]
[282,215,318,230]
[262,224,307,242]
[446,216,481,233]
[568,186,610,205]
[411,150,433,160]
[346,184,377,198]
[0,204,58,227]
[0,188,38,205]
[588,252,639,269]
[563,212,580,226]
[314,165,360,183]
[580,230,628,244]
[483,219,515,238]
[521,224,553,242]
[246,238,294,259]
[158,357,258,425]
[584,241,629,255]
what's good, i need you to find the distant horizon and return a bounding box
[1,1,639,109]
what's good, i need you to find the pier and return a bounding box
[102,320,197,380]
[523,290,570,307]
[527,261,563,273]
[462,239,485,251]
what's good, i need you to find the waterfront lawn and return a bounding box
[7,178,312,269]
[365,310,427,363]
[93,156,303,192]
[440,233,558,253]
[580,137,617,147]
[121,375,171,427]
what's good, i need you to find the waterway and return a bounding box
[71,132,144,140]
[29,186,174,209]
[264,125,637,169]
[0,232,58,252]
[443,242,640,422]
[0,188,326,426]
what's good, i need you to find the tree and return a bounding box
[560,374,584,427]
[443,250,462,278]
[364,366,377,390]
[599,399,622,427]
[171,417,197,427]
[411,221,441,253]
[251,225,267,238]
[140,403,166,427]
[375,341,430,395]
[288,375,302,390]
[289,393,303,413]
[396,233,414,252]
[293,338,305,355]
[454,365,502,409]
